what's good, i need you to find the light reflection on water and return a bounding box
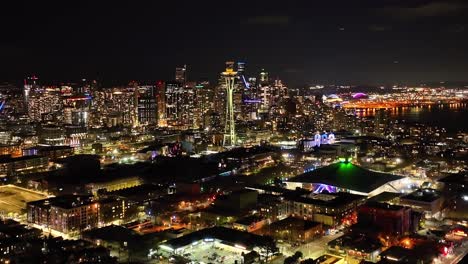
[356,103,467,133]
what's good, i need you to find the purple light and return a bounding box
[313,184,337,193]
[244,99,262,103]
[352,93,367,99]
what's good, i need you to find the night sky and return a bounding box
[1,0,468,86]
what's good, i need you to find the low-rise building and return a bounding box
[86,176,143,195]
[233,215,267,232]
[98,196,139,225]
[399,189,444,217]
[256,217,322,243]
[22,145,74,160]
[285,191,366,227]
[27,195,99,234]
[357,202,417,237]
[327,233,382,262]
[0,155,48,177]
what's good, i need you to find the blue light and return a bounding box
[241,75,250,89]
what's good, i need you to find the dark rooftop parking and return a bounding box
[289,162,403,193]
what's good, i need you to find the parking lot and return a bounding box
[0,185,48,215]
[179,241,246,264]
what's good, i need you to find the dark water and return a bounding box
[358,103,468,133]
[390,103,467,133]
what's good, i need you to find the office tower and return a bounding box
[179,85,195,129]
[165,81,183,126]
[156,81,166,126]
[175,65,187,85]
[259,69,269,83]
[194,82,213,128]
[137,85,157,125]
[222,61,237,146]
[237,62,246,76]
[23,75,39,112]
[258,69,271,114]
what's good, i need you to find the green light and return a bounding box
[339,157,352,163]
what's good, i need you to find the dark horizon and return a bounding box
[1,0,468,86]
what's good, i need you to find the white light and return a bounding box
[159,245,173,251]
[234,244,246,250]
[462,195,468,201]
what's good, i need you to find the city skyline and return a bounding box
[1,1,468,85]
[0,2,467,264]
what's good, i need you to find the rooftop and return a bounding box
[328,233,381,253]
[24,145,74,151]
[0,155,45,163]
[361,201,407,211]
[235,215,265,226]
[401,189,442,203]
[285,191,366,208]
[160,226,272,250]
[438,172,467,185]
[82,225,139,243]
[268,217,321,231]
[289,162,404,193]
[367,192,402,203]
[27,195,95,209]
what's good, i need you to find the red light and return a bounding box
[443,246,448,256]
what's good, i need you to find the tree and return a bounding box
[284,256,297,264]
[284,251,304,264]
[293,251,303,260]
[258,236,279,263]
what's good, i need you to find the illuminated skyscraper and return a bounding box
[259,69,271,114]
[237,62,246,76]
[137,85,157,125]
[222,62,237,147]
[175,65,187,85]
[24,75,39,112]
[165,81,183,126]
[156,81,166,126]
[259,69,268,83]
